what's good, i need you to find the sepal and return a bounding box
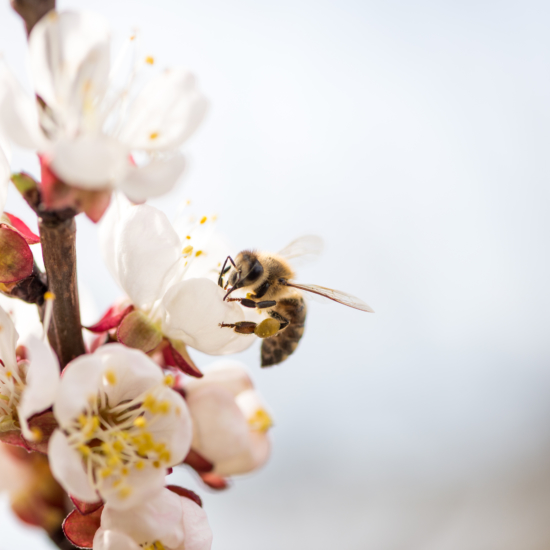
[63,506,104,549]
[0,224,34,283]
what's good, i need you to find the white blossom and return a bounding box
[98,196,255,355]
[185,361,271,476]
[0,11,207,202]
[0,305,59,439]
[48,344,192,509]
[0,130,10,215]
[93,487,212,550]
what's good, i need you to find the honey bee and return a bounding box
[218,236,374,367]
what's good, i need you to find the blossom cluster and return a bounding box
[0,9,280,549]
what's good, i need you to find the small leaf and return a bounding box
[164,340,203,378]
[2,213,40,244]
[117,310,163,353]
[166,485,203,507]
[11,172,38,195]
[70,495,103,516]
[0,225,34,283]
[85,304,134,333]
[62,506,103,549]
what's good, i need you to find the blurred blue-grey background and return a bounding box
[2,1,550,548]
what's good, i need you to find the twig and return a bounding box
[10,0,55,35]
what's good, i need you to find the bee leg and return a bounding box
[250,280,270,299]
[227,298,277,309]
[219,321,257,334]
[267,310,289,330]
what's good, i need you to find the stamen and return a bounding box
[145,56,155,65]
[42,291,55,341]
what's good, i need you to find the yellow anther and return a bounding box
[185,235,191,240]
[248,408,273,433]
[157,401,170,414]
[44,291,55,301]
[143,394,157,411]
[164,374,175,387]
[100,468,113,479]
[78,414,87,427]
[30,427,43,441]
[182,245,193,256]
[200,216,207,224]
[149,131,159,140]
[107,455,122,467]
[121,467,129,476]
[154,542,167,550]
[5,371,12,379]
[195,250,203,257]
[101,442,113,454]
[133,416,147,428]
[159,450,171,463]
[153,460,161,468]
[112,441,124,453]
[118,486,133,499]
[134,460,145,470]
[145,56,155,65]
[77,444,91,457]
[104,369,117,385]
[130,34,136,41]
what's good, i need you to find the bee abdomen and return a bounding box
[261,295,306,367]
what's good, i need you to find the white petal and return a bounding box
[145,385,192,465]
[101,488,184,546]
[161,278,255,355]
[48,429,98,502]
[117,155,186,203]
[0,295,43,340]
[187,385,250,467]
[93,528,141,550]
[0,62,47,149]
[118,68,207,151]
[0,303,18,371]
[18,335,60,439]
[0,144,9,215]
[185,360,253,398]
[99,463,165,511]
[114,204,182,309]
[178,497,213,550]
[94,344,163,406]
[29,11,110,119]
[50,135,128,189]
[53,354,103,429]
[0,442,33,493]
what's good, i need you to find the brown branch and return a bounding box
[10,0,55,36]
[39,215,85,368]
[0,262,47,305]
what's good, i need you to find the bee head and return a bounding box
[229,251,264,291]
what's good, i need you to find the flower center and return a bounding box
[0,364,24,430]
[142,542,166,550]
[64,373,176,500]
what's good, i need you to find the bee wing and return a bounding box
[277,235,324,266]
[283,282,374,312]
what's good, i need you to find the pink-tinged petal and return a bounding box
[2,213,40,244]
[93,344,163,407]
[113,204,182,309]
[93,528,141,550]
[0,62,47,149]
[185,361,253,398]
[186,386,250,468]
[101,488,184,547]
[145,386,192,465]
[50,135,127,190]
[85,304,134,333]
[117,310,163,353]
[0,302,18,370]
[177,496,213,550]
[48,430,98,503]
[99,464,165,511]
[119,68,208,151]
[18,335,60,440]
[54,354,103,429]
[70,495,104,516]
[118,155,186,203]
[0,225,34,283]
[63,506,103,549]
[166,485,202,507]
[161,278,255,355]
[29,11,110,118]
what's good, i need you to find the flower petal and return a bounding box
[185,361,253,398]
[101,488,184,546]
[0,62,47,149]
[178,496,213,550]
[18,335,60,440]
[117,155,186,203]
[118,68,207,151]
[161,278,255,355]
[50,135,127,189]
[29,11,111,121]
[53,354,103,429]
[93,528,141,550]
[0,143,8,215]
[0,303,18,370]
[93,344,163,407]
[48,429,98,502]
[111,204,182,309]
